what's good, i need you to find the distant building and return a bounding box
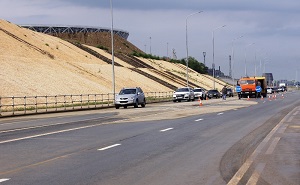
[262,73,273,86]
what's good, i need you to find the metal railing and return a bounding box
[0,92,173,117]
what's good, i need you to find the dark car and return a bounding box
[226,88,234,97]
[206,89,221,99]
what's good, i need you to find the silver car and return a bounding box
[115,87,146,109]
[173,87,195,102]
[193,88,206,100]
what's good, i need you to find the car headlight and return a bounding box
[129,96,135,100]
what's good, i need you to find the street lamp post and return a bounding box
[203,52,206,65]
[231,36,243,87]
[110,0,116,99]
[149,37,152,55]
[212,25,226,89]
[244,43,255,77]
[185,11,202,87]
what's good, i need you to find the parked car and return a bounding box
[193,88,206,100]
[173,87,195,102]
[206,89,221,99]
[267,87,273,94]
[114,87,146,109]
[226,88,234,97]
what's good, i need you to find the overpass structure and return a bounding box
[20,25,129,40]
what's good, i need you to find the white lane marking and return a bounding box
[195,118,204,122]
[0,116,108,134]
[0,179,10,183]
[0,120,115,144]
[292,111,299,116]
[98,144,121,151]
[217,112,224,115]
[160,128,174,132]
[265,137,281,155]
[246,163,266,185]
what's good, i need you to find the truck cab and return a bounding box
[239,77,267,98]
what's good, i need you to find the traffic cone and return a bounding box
[199,99,203,106]
[261,95,263,100]
[247,96,250,100]
[281,94,284,99]
[268,95,271,101]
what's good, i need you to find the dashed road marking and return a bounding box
[217,112,224,115]
[160,128,174,132]
[292,111,299,116]
[0,179,10,183]
[265,137,281,155]
[195,118,204,122]
[246,163,266,185]
[98,144,121,151]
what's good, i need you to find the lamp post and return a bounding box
[149,36,152,55]
[231,36,243,87]
[212,25,226,89]
[244,42,255,77]
[203,52,206,65]
[110,0,116,98]
[185,11,202,87]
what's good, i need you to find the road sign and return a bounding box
[256,86,262,93]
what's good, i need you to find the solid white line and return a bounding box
[0,116,108,134]
[0,121,110,144]
[160,128,174,132]
[98,144,121,151]
[217,112,224,115]
[0,179,10,183]
[195,118,204,122]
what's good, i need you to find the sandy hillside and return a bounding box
[0,20,228,98]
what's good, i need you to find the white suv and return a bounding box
[193,88,206,100]
[173,87,195,102]
[115,87,146,109]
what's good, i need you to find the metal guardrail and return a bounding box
[0,92,173,117]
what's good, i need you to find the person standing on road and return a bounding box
[236,83,242,99]
[222,85,227,100]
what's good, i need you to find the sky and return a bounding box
[1,0,300,81]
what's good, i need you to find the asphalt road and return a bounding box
[0,92,299,185]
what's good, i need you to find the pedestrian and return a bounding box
[222,85,227,100]
[236,83,242,99]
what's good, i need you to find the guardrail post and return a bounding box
[95,94,97,108]
[12,96,15,115]
[35,96,38,113]
[80,94,83,109]
[64,95,66,110]
[45,95,48,112]
[24,96,27,114]
[55,95,57,111]
[71,95,74,110]
[87,94,90,108]
[0,96,2,116]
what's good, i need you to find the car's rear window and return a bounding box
[119,89,136,95]
[176,88,189,92]
[194,89,203,92]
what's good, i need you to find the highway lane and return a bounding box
[0,92,299,185]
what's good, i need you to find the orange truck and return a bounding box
[238,76,267,98]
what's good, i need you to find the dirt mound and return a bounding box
[0,20,228,98]
[55,32,143,55]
